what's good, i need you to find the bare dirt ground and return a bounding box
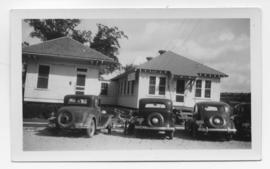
[23,127,251,151]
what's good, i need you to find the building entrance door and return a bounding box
[75,68,87,95]
[175,79,185,105]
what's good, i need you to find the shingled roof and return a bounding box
[113,51,227,80]
[22,37,114,62]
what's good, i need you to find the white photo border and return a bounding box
[10,8,261,161]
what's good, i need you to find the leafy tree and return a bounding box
[90,24,128,72]
[24,19,91,43]
[124,64,136,72]
[24,20,128,72]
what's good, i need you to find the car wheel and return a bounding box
[191,125,198,139]
[86,118,96,138]
[226,134,233,141]
[167,131,174,140]
[124,122,135,135]
[107,124,112,135]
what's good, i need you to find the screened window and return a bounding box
[100,83,108,95]
[37,65,50,89]
[195,80,202,97]
[159,77,166,95]
[119,81,122,95]
[124,80,127,94]
[149,76,156,95]
[176,79,185,94]
[127,81,130,95]
[76,74,86,86]
[131,81,135,94]
[205,80,211,98]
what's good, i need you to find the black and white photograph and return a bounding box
[10,8,261,161]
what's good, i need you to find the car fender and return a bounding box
[99,114,114,129]
[84,114,96,128]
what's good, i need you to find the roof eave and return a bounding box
[22,51,114,63]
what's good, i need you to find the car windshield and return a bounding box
[66,97,90,106]
[201,105,229,113]
[144,103,167,109]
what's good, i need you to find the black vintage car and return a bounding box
[48,95,113,137]
[185,101,236,140]
[125,98,175,139]
[233,103,251,139]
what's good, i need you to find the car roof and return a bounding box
[195,101,229,107]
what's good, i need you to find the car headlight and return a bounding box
[151,117,159,124]
[214,118,221,124]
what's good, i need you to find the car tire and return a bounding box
[124,122,135,135]
[226,134,233,141]
[191,125,198,139]
[107,123,112,135]
[167,131,174,140]
[57,110,75,128]
[86,118,96,138]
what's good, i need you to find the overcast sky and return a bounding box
[22,19,250,93]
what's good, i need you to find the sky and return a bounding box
[22,19,250,93]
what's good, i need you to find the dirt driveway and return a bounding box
[23,126,251,151]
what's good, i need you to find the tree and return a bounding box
[124,64,136,72]
[90,24,128,72]
[25,20,128,72]
[24,19,91,44]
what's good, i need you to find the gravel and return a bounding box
[23,127,251,151]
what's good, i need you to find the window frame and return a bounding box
[204,80,211,98]
[159,77,166,95]
[195,80,202,97]
[100,82,109,96]
[131,80,135,95]
[37,64,50,89]
[148,76,156,95]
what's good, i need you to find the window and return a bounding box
[176,79,185,94]
[124,80,127,94]
[131,81,135,94]
[76,74,86,86]
[195,80,202,97]
[100,83,108,95]
[145,103,166,108]
[37,65,50,89]
[149,76,156,94]
[159,77,166,95]
[127,81,130,95]
[119,81,122,95]
[205,80,211,98]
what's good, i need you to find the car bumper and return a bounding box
[47,122,88,129]
[198,127,237,133]
[135,125,175,131]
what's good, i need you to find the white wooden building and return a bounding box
[23,37,114,103]
[109,51,228,109]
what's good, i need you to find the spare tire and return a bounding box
[147,112,164,127]
[57,110,75,128]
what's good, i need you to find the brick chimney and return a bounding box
[146,57,153,61]
[158,50,166,55]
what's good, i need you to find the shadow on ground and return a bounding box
[34,127,251,142]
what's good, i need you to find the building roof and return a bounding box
[138,51,227,77]
[22,37,114,62]
[112,51,228,80]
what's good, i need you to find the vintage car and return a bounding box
[185,101,236,140]
[125,98,175,139]
[233,103,251,139]
[48,95,113,137]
